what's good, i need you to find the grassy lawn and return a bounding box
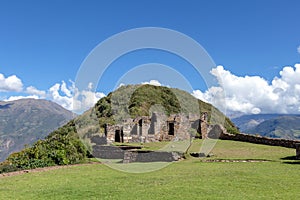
[1,140,299,199]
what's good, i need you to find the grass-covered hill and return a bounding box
[0,99,75,162]
[95,84,237,132]
[0,84,239,173]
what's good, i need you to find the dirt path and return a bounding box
[0,162,101,178]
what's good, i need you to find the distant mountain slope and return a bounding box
[232,114,282,131]
[0,99,75,161]
[247,116,300,139]
[232,114,300,139]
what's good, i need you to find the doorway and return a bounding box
[168,123,174,135]
[115,129,124,143]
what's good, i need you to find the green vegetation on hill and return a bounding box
[129,85,181,117]
[0,121,88,173]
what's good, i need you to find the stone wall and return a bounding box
[93,145,124,159]
[123,150,183,163]
[104,112,201,143]
[200,112,208,139]
[207,124,300,159]
[296,143,300,160]
[218,127,299,149]
[92,144,184,163]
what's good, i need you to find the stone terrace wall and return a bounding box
[296,143,300,159]
[219,130,300,149]
[92,145,184,163]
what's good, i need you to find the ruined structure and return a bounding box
[92,109,300,160]
[104,112,207,143]
[200,112,209,139]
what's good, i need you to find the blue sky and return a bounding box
[0,0,300,114]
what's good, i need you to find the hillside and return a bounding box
[232,114,300,139]
[0,99,75,161]
[0,85,238,173]
[94,84,237,132]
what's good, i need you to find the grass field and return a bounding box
[1,139,299,199]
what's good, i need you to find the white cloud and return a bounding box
[87,82,93,90]
[0,73,23,92]
[142,80,162,86]
[49,83,73,110]
[141,80,171,88]
[118,83,125,88]
[193,64,300,114]
[48,81,105,113]
[5,95,39,101]
[26,86,46,97]
[191,90,206,102]
[1,74,105,113]
[297,45,300,54]
[75,89,105,112]
[60,81,72,97]
[251,107,261,114]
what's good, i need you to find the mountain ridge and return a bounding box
[0,98,75,161]
[232,114,300,139]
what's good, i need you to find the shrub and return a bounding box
[5,122,88,171]
[0,161,18,174]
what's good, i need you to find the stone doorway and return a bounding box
[168,122,175,135]
[138,119,143,136]
[115,129,124,143]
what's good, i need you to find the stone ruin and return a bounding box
[89,112,211,163]
[296,143,300,160]
[90,111,300,160]
[103,112,209,144]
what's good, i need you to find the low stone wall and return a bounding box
[296,143,300,160]
[92,145,183,162]
[124,151,183,163]
[92,145,124,159]
[220,131,299,149]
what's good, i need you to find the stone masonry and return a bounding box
[104,112,206,143]
[296,143,300,160]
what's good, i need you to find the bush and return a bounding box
[5,122,88,171]
[0,161,18,174]
[226,126,240,135]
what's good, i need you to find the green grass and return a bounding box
[1,140,299,199]
[189,139,296,161]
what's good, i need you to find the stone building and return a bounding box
[104,112,208,143]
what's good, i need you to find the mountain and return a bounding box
[1,85,238,172]
[0,99,75,161]
[232,114,300,139]
[231,114,282,131]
